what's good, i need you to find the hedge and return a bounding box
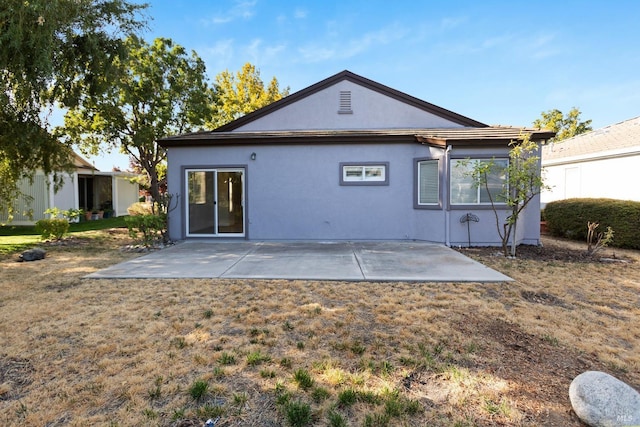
[543,198,640,249]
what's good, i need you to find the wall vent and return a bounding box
[338,91,353,114]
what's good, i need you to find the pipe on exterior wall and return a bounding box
[444,145,452,247]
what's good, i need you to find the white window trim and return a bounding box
[416,159,440,207]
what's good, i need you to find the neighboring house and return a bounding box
[1,151,140,225]
[541,116,640,205]
[159,70,553,246]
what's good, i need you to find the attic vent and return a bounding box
[338,91,352,114]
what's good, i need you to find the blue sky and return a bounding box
[89,0,640,170]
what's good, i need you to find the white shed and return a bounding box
[1,152,140,225]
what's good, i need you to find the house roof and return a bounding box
[158,127,555,148]
[213,70,488,131]
[416,127,555,147]
[542,116,640,163]
[158,70,555,148]
[72,152,98,171]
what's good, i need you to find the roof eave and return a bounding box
[416,130,556,148]
[158,132,418,148]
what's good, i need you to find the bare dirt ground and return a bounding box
[0,230,638,426]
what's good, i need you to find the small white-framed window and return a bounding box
[417,159,439,206]
[340,162,389,186]
[450,158,509,205]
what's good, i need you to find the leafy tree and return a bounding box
[533,107,592,142]
[128,156,167,196]
[461,135,549,257]
[61,37,213,209]
[208,63,290,129]
[0,0,147,218]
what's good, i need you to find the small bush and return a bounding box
[544,198,640,249]
[35,219,69,240]
[44,207,83,222]
[125,214,166,246]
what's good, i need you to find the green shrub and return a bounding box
[35,219,69,240]
[125,214,166,246]
[44,207,84,222]
[544,198,640,249]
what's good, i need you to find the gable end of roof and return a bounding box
[214,70,487,131]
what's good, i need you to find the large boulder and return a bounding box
[17,248,46,262]
[569,371,640,427]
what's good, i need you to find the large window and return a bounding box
[450,158,508,205]
[416,159,439,206]
[340,162,389,186]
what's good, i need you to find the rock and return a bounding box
[17,248,46,262]
[569,371,640,427]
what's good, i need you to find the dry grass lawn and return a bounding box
[0,229,638,426]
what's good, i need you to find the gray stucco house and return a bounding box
[159,70,553,246]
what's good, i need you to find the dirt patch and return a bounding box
[399,314,602,425]
[520,290,572,309]
[0,356,33,401]
[450,315,604,425]
[458,237,634,263]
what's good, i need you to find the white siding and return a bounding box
[115,176,139,216]
[52,173,78,212]
[542,154,640,204]
[0,174,49,224]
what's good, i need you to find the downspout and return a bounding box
[444,145,452,247]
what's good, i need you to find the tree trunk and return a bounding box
[510,219,517,257]
[147,166,161,214]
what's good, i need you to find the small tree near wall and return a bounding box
[462,134,549,257]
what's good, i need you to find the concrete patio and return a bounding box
[87,240,512,282]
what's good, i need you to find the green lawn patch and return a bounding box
[0,216,129,256]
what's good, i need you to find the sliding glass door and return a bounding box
[186,168,244,237]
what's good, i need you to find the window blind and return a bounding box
[418,160,439,204]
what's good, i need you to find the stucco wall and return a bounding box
[234,80,464,131]
[165,142,540,246]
